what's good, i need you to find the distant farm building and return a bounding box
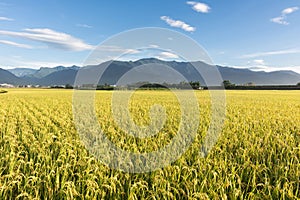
[0,83,14,88]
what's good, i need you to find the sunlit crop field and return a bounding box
[0,89,299,199]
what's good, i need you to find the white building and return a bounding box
[0,83,14,88]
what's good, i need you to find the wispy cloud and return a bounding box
[76,24,92,28]
[149,44,159,48]
[232,65,300,74]
[160,16,195,32]
[0,28,94,51]
[0,40,33,49]
[236,55,300,74]
[18,61,81,69]
[241,49,300,58]
[95,45,140,54]
[157,52,179,59]
[0,54,83,69]
[270,6,299,25]
[253,59,265,65]
[0,16,14,21]
[186,1,210,13]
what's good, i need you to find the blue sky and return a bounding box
[0,0,300,73]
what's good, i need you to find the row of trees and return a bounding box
[63,81,203,90]
[62,81,300,90]
[126,81,202,90]
[222,80,300,89]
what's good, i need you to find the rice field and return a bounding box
[0,89,299,199]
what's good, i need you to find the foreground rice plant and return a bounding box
[0,89,299,199]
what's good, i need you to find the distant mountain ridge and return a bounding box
[8,68,37,77]
[8,66,80,78]
[0,68,23,85]
[1,58,300,86]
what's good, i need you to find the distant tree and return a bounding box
[96,84,114,90]
[65,84,73,89]
[81,84,96,89]
[189,81,201,89]
[51,85,64,89]
[222,80,235,88]
[245,82,255,86]
[178,81,190,89]
[297,82,300,86]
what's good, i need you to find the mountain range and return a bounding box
[1,58,300,86]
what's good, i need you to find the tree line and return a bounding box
[60,80,300,90]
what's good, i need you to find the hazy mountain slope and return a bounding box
[217,66,300,85]
[37,69,78,85]
[8,68,37,77]
[0,68,24,84]
[26,66,80,79]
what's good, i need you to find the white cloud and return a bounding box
[241,49,300,58]
[0,40,33,49]
[271,6,299,25]
[253,59,265,65]
[186,1,210,13]
[84,46,141,65]
[243,59,268,71]
[232,65,300,74]
[282,7,299,15]
[233,57,300,74]
[76,24,92,28]
[158,51,179,59]
[0,28,94,51]
[160,16,196,32]
[5,60,82,69]
[95,45,140,54]
[0,16,14,21]
[270,16,289,25]
[149,44,159,48]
